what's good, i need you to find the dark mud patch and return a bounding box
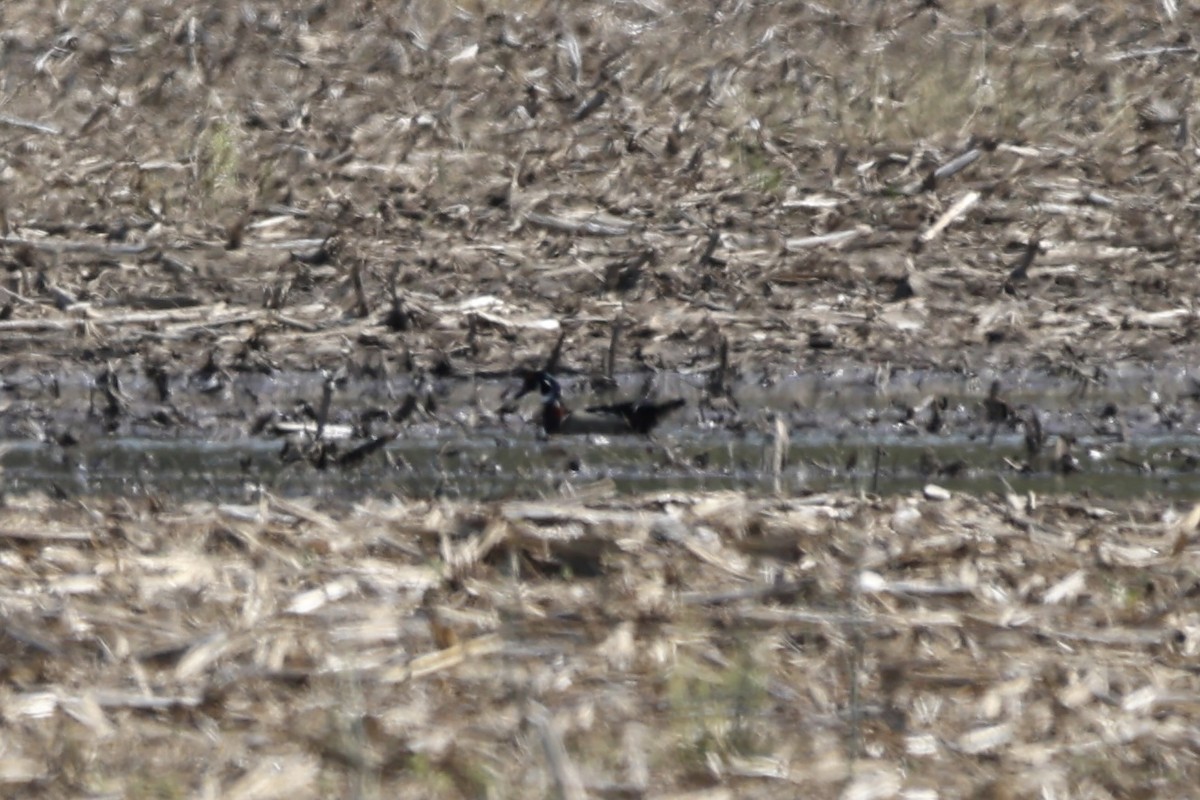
[4,365,1199,501]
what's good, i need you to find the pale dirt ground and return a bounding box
[2,1,1200,797]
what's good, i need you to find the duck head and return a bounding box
[515,370,562,402]
[514,371,570,433]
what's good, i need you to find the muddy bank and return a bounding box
[0,0,1197,434]
[3,362,1200,502]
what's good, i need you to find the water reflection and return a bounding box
[3,427,1197,502]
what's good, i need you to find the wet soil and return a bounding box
[5,364,1200,501]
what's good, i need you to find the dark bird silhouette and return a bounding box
[515,371,685,436]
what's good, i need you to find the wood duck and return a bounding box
[516,371,686,436]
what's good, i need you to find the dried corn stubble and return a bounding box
[0,486,1195,795]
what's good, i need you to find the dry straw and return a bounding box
[1,486,1199,796]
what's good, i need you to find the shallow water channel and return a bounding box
[3,366,1200,501]
[3,426,1199,502]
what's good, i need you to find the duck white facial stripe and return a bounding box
[540,375,561,401]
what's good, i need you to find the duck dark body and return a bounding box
[516,371,685,436]
[584,398,687,435]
